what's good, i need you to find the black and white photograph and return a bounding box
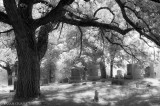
[0,0,160,106]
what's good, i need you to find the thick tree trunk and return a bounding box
[3,0,51,99]
[15,30,41,99]
[15,47,40,98]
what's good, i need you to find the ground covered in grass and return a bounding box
[0,78,160,106]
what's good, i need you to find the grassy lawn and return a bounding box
[0,78,160,106]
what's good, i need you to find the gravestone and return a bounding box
[87,65,100,81]
[124,64,133,79]
[132,64,143,79]
[69,68,82,83]
[127,64,132,75]
[115,70,123,79]
[144,64,155,78]
[113,70,124,85]
[126,64,143,79]
[0,69,8,86]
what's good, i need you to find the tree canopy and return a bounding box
[1,0,160,48]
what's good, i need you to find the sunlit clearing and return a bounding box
[30,101,41,105]
[143,78,160,86]
[140,94,151,98]
[46,93,68,101]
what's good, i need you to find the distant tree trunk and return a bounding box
[6,64,12,86]
[8,75,12,85]
[99,61,107,79]
[110,59,114,78]
[0,61,12,85]
[49,64,52,83]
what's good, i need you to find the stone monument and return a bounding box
[144,63,155,78]
[126,64,143,79]
[69,68,82,83]
[87,64,100,81]
[132,64,143,79]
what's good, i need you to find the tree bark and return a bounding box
[110,60,113,78]
[3,0,51,99]
[14,23,52,98]
[15,30,40,98]
[6,65,12,86]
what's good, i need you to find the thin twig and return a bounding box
[0,29,13,34]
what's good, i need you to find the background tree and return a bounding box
[0,32,17,85]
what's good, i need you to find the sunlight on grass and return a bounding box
[140,94,151,98]
[41,79,160,106]
[46,93,68,101]
[29,100,41,105]
[1,78,160,106]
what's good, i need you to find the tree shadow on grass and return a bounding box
[1,81,160,106]
[0,94,110,106]
[115,92,160,106]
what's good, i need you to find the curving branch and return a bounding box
[115,0,160,46]
[100,29,140,61]
[33,0,75,28]
[0,28,13,34]
[18,0,34,19]
[149,0,160,3]
[33,0,54,8]
[94,7,115,24]
[124,5,151,32]
[37,23,56,60]
[60,15,133,35]
[139,35,153,48]
[0,11,11,25]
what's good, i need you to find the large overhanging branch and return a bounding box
[115,0,160,46]
[94,7,115,24]
[60,16,133,35]
[18,0,34,20]
[149,0,160,3]
[33,0,75,28]
[37,23,55,60]
[3,0,28,39]
[0,11,11,25]
[0,28,13,34]
[100,29,140,61]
